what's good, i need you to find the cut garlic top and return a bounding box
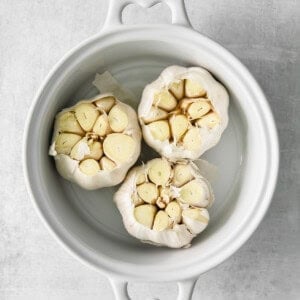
[49,93,142,190]
[114,158,214,248]
[138,65,229,160]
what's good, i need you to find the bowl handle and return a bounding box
[177,279,197,300]
[109,277,197,300]
[102,0,191,31]
[109,278,130,300]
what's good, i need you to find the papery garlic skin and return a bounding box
[49,93,141,190]
[114,158,214,248]
[138,65,229,160]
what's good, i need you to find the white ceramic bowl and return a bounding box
[23,0,279,299]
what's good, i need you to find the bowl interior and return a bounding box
[25,26,275,280]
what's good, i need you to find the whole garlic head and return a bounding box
[114,158,214,248]
[49,94,142,190]
[138,65,229,160]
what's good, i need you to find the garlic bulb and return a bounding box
[49,94,142,190]
[138,65,229,160]
[114,158,214,248]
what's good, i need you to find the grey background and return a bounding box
[0,0,299,299]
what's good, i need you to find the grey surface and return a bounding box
[0,0,299,299]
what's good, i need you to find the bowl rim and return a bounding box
[23,24,279,281]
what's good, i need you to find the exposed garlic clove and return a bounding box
[136,172,147,185]
[103,133,136,163]
[93,114,111,136]
[70,138,89,160]
[153,211,170,231]
[79,159,100,176]
[108,104,128,132]
[172,164,194,187]
[70,139,103,161]
[182,127,201,151]
[169,80,184,99]
[94,96,115,112]
[165,201,182,223]
[182,207,209,223]
[56,112,84,135]
[132,193,144,206]
[182,208,209,234]
[147,120,170,141]
[99,156,116,171]
[148,158,171,186]
[195,112,220,129]
[153,90,177,111]
[185,79,206,98]
[187,100,211,119]
[75,103,99,131]
[179,179,206,206]
[55,133,82,155]
[134,204,157,228]
[142,107,168,124]
[137,182,158,204]
[86,141,103,160]
[169,114,189,141]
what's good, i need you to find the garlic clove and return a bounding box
[182,127,201,151]
[179,179,205,206]
[93,114,111,136]
[148,158,171,186]
[195,112,220,129]
[74,103,99,131]
[55,133,82,155]
[182,208,209,234]
[142,106,168,124]
[169,80,184,99]
[108,104,128,132]
[86,141,103,160]
[79,159,100,176]
[70,138,89,160]
[132,193,144,206]
[137,182,158,204]
[165,201,182,223]
[169,114,189,141]
[94,96,115,112]
[153,211,170,231]
[56,112,84,135]
[182,207,209,223]
[187,100,211,119]
[103,133,136,163]
[185,79,206,98]
[136,172,147,185]
[99,156,116,171]
[153,90,177,111]
[172,164,194,187]
[134,204,157,228]
[147,120,170,141]
[70,139,103,161]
